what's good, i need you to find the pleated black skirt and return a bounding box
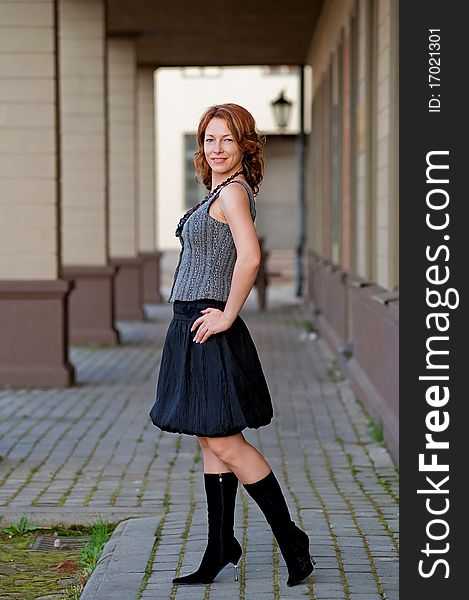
[149,298,273,437]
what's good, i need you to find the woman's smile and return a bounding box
[204,117,243,184]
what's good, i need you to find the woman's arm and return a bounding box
[218,184,261,325]
[191,183,261,343]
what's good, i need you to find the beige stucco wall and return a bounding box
[0,0,58,279]
[305,0,354,266]
[376,0,398,290]
[355,0,371,279]
[375,0,391,286]
[256,137,299,250]
[307,0,353,94]
[59,0,107,266]
[155,67,301,251]
[305,0,398,291]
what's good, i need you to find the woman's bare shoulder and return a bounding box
[219,180,252,200]
[217,181,253,221]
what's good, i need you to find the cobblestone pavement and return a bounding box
[0,285,399,599]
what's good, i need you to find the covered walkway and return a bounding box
[0,285,398,598]
[0,0,399,463]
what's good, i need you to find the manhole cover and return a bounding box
[32,535,90,551]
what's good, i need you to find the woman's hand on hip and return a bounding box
[191,307,234,343]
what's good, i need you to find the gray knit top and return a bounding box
[167,180,256,303]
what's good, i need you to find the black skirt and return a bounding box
[149,298,273,437]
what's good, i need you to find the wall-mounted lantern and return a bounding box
[270,90,293,131]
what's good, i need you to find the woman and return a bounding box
[149,103,315,587]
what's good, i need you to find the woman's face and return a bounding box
[204,117,243,177]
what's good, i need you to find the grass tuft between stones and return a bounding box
[0,515,115,600]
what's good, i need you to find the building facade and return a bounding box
[304,0,399,462]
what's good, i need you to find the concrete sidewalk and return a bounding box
[0,284,399,599]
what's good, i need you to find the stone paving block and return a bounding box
[314,594,348,600]
[348,595,384,600]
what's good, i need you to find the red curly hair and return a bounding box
[193,103,266,195]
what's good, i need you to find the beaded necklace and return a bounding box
[174,168,244,238]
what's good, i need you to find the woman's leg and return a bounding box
[173,436,241,585]
[206,433,315,587]
[197,436,232,473]
[204,433,271,484]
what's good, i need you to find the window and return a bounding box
[184,134,207,208]
[182,66,222,78]
[262,65,299,76]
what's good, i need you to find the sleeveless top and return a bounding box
[167,180,256,303]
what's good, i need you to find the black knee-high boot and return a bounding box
[173,472,242,585]
[244,470,316,586]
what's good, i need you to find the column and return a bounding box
[59,0,119,344]
[375,0,398,291]
[107,37,144,319]
[355,0,374,280]
[0,0,74,388]
[341,25,353,273]
[137,67,162,303]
